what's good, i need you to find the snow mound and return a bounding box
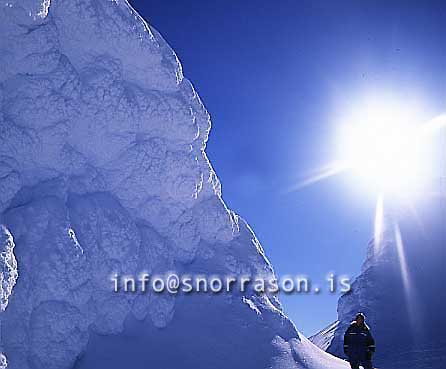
[0,1,350,368]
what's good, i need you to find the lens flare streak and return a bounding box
[286,162,348,192]
[373,195,384,254]
[393,222,410,291]
[393,221,422,335]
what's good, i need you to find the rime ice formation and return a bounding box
[311,196,446,369]
[0,1,350,368]
[0,227,17,312]
[0,226,18,369]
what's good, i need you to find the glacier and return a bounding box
[311,195,446,369]
[0,1,350,368]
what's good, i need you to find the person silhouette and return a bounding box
[343,312,375,369]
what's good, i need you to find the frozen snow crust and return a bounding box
[0,1,350,368]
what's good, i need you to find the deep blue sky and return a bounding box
[130,0,446,335]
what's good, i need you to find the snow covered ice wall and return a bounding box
[311,196,446,369]
[0,1,350,369]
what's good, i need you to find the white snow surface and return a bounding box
[0,1,350,368]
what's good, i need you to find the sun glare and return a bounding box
[337,99,431,194]
[288,93,444,196]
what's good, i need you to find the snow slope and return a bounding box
[0,1,349,368]
[309,321,338,352]
[311,195,446,369]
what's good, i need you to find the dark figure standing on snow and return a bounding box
[343,312,375,369]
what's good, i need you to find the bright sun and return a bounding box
[337,99,430,194]
[289,94,445,196]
